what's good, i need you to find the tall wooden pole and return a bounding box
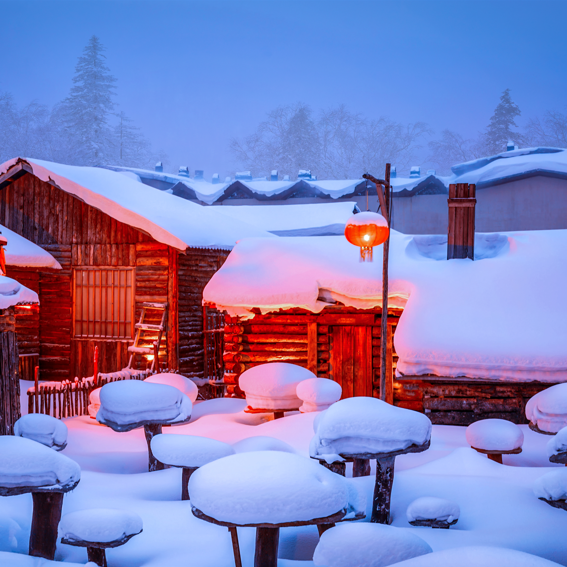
[380,164,391,402]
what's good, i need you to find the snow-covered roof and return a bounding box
[0,159,275,252]
[1,224,61,269]
[204,229,567,383]
[0,276,38,308]
[214,202,358,235]
[450,147,567,188]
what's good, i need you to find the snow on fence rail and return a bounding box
[27,368,157,419]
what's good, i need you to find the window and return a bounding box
[74,268,134,339]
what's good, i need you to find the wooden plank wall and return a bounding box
[178,249,228,379]
[224,307,401,398]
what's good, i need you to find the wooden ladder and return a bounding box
[127,302,168,372]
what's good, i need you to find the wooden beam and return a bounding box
[307,322,318,374]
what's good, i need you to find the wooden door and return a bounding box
[330,326,373,398]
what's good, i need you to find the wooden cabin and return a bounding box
[0,158,272,383]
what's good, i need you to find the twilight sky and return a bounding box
[2,0,566,176]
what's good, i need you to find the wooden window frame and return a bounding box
[72,267,135,340]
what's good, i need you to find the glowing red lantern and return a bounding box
[345,211,389,262]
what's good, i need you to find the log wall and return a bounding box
[0,307,20,435]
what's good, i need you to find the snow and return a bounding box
[313,523,432,567]
[59,508,142,544]
[239,362,316,410]
[310,397,432,459]
[150,434,234,468]
[189,451,350,525]
[204,229,567,382]
[214,202,358,233]
[526,384,567,433]
[144,373,199,403]
[0,552,94,567]
[13,414,68,450]
[0,436,80,491]
[0,224,61,269]
[96,380,192,430]
[0,276,38,309]
[232,436,296,454]
[406,497,460,523]
[533,469,567,502]
[547,427,567,458]
[466,419,524,452]
[296,378,342,412]
[345,210,387,227]
[392,546,563,567]
[0,158,275,251]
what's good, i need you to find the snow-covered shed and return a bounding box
[204,229,567,424]
[0,158,273,383]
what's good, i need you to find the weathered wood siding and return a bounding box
[0,307,20,435]
[178,249,228,379]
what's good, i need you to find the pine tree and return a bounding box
[482,89,523,155]
[62,36,117,165]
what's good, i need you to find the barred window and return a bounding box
[73,268,134,339]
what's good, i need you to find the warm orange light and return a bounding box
[345,212,389,262]
[146,354,155,361]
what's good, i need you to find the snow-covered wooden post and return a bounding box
[447,183,476,260]
[0,306,20,435]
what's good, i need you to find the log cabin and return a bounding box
[203,224,567,425]
[0,158,273,384]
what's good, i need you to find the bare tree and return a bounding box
[428,129,485,174]
[524,110,567,148]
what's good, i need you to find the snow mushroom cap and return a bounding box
[547,426,567,458]
[465,419,524,452]
[60,508,143,545]
[387,546,563,567]
[297,378,342,405]
[311,396,432,458]
[189,451,350,525]
[313,523,432,567]
[97,379,192,430]
[144,373,198,403]
[151,434,234,468]
[239,362,316,410]
[534,469,567,501]
[406,497,460,523]
[0,436,80,493]
[232,436,296,454]
[527,384,567,433]
[14,413,68,450]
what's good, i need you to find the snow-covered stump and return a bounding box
[548,427,567,465]
[144,372,199,403]
[310,397,432,524]
[526,384,567,435]
[0,307,20,436]
[406,497,460,529]
[296,378,342,413]
[190,451,364,567]
[14,414,68,451]
[150,434,234,500]
[96,380,192,472]
[534,469,567,512]
[240,363,316,419]
[466,419,524,464]
[0,436,80,560]
[60,509,143,567]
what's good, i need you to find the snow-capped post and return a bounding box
[447,183,476,260]
[153,342,160,374]
[34,365,39,413]
[361,165,392,403]
[93,346,99,387]
[0,307,21,434]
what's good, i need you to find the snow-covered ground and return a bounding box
[2,388,567,566]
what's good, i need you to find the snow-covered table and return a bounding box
[534,469,567,512]
[0,436,80,560]
[14,414,68,451]
[466,419,524,464]
[310,397,431,524]
[548,427,567,465]
[406,497,460,529]
[96,380,192,471]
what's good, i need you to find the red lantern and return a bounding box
[345,211,389,262]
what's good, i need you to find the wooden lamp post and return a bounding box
[361,165,392,404]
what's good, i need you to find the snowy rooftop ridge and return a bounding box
[0,158,275,252]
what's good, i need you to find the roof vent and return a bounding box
[507,140,518,151]
[390,166,397,179]
[409,166,421,178]
[235,171,252,181]
[225,176,232,183]
[283,174,291,181]
[178,166,190,178]
[426,169,436,176]
[271,170,278,181]
[194,170,204,180]
[297,169,312,180]
[212,173,220,184]
[155,161,163,173]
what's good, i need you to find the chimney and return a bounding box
[297,169,312,180]
[225,176,232,183]
[235,171,252,181]
[409,166,421,178]
[155,161,163,173]
[427,169,436,176]
[194,170,204,180]
[447,183,476,260]
[283,174,290,181]
[178,166,190,178]
[212,173,220,184]
[507,140,516,151]
[271,170,278,181]
[390,166,397,179]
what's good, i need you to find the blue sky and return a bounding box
[2,0,566,175]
